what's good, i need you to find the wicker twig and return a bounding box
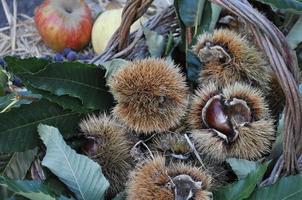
[261,155,284,186]
[210,0,302,176]
[118,0,153,50]
[91,5,177,65]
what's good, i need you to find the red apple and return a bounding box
[34,0,93,52]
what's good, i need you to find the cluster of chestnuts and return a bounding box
[79,29,283,200]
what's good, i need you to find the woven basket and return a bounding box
[91,0,302,185]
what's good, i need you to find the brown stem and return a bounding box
[185,27,192,45]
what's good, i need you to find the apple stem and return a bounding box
[64,7,73,14]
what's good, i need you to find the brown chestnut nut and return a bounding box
[201,95,252,143]
[81,136,98,156]
[188,82,275,162]
[202,95,233,139]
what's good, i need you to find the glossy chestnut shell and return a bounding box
[202,95,251,142]
[81,136,98,156]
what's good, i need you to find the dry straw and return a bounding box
[0,0,53,57]
[0,0,101,58]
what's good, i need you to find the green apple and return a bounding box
[92,8,144,54]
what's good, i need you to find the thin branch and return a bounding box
[133,140,154,159]
[184,133,206,169]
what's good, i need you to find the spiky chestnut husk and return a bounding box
[148,133,230,185]
[79,114,133,199]
[192,29,272,91]
[147,133,229,187]
[218,14,241,30]
[149,133,192,161]
[109,58,189,134]
[127,156,212,200]
[217,13,252,40]
[188,82,275,163]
